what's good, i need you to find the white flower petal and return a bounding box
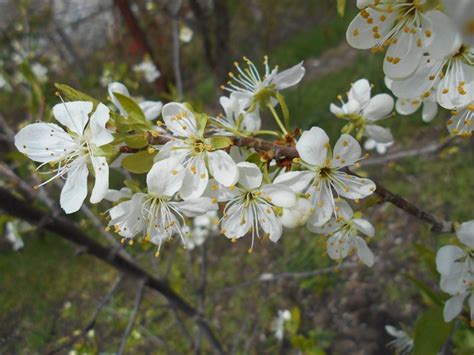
[172,197,217,217]
[237,162,262,189]
[422,10,460,60]
[352,218,375,237]
[307,182,334,227]
[53,101,93,136]
[436,245,466,275]
[273,61,305,90]
[332,134,362,168]
[307,217,342,235]
[89,103,114,147]
[437,61,474,109]
[335,199,354,221]
[365,125,394,144]
[260,184,296,208]
[109,193,146,239]
[348,79,372,107]
[326,232,350,261]
[330,103,345,117]
[444,293,468,322]
[457,220,474,248]
[383,30,423,79]
[208,150,239,187]
[139,101,163,120]
[332,172,376,199]
[296,127,329,166]
[90,156,109,204]
[273,170,314,193]
[421,101,438,122]
[363,94,394,121]
[147,158,185,197]
[355,236,374,266]
[60,157,89,214]
[180,157,209,199]
[14,123,77,163]
[258,207,283,242]
[396,98,421,116]
[162,102,197,137]
[108,82,130,116]
[221,204,252,239]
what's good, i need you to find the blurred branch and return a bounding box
[189,0,215,69]
[213,0,231,83]
[0,187,225,354]
[215,263,357,297]
[361,136,458,167]
[117,278,146,355]
[171,14,183,99]
[47,275,123,354]
[113,0,168,93]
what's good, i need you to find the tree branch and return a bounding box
[0,187,225,354]
[145,133,454,233]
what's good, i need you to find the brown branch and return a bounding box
[113,0,168,93]
[145,133,454,233]
[0,187,225,354]
[189,0,215,69]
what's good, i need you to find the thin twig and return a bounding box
[117,278,146,355]
[47,275,123,354]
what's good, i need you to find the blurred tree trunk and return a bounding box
[113,0,169,93]
[189,0,231,85]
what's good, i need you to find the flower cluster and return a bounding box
[346,0,474,136]
[436,221,474,324]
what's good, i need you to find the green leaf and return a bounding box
[208,137,232,150]
[121,150,155,174]
[276,92,290,130]
[124,179,143,194]
[113,92,149,125]
[195,113,208,136]
[287,307,301,336]
[413,306,453,355]
[55,83,98,105]
[337,0,346,17]
[124,133,149,149]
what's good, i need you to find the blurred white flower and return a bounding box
[279,197,313,229]
[436,220,474,323]
[179,25,194,43]
[31,63,48,83]
[5,221,25,251]
[385,325,413,355]
[443,0,474,46]
[364,138,393,155]
[133,60,161,83]
[330,78,394,143]
[186,211,219,250]
[271,310,291,341]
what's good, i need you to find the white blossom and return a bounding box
[108,159,217,255]
[309,199,375,266]
[389,43,474,110]
[385,325,413,355]
[346,0,458,79]
[275,127,376,227]
[207,162,295,250]
[133,59,161,83]
[31,62,48,83]
[279,197,313,229]
[5,221,25,251]
[179,25,194,43]
[330,78,394,143]
[156,102,239,199]
[222,57,305,110]
[185,211,219,250]
[436,220,474,323]
[15,101,113,213]
[213,93,261,133]
[271,310,291,341]
[447,103,474,137]
[364,138,393,155]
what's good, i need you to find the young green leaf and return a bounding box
[337,0,346,17]
[413,306,453,355]
[121,150,156,174]
[208,137,232,150]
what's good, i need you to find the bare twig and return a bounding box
[361,136,457,167]
[170,13,183,99]
[117,278,146,355]
[47,275,123,354]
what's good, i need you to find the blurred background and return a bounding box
[0,0,473,353]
